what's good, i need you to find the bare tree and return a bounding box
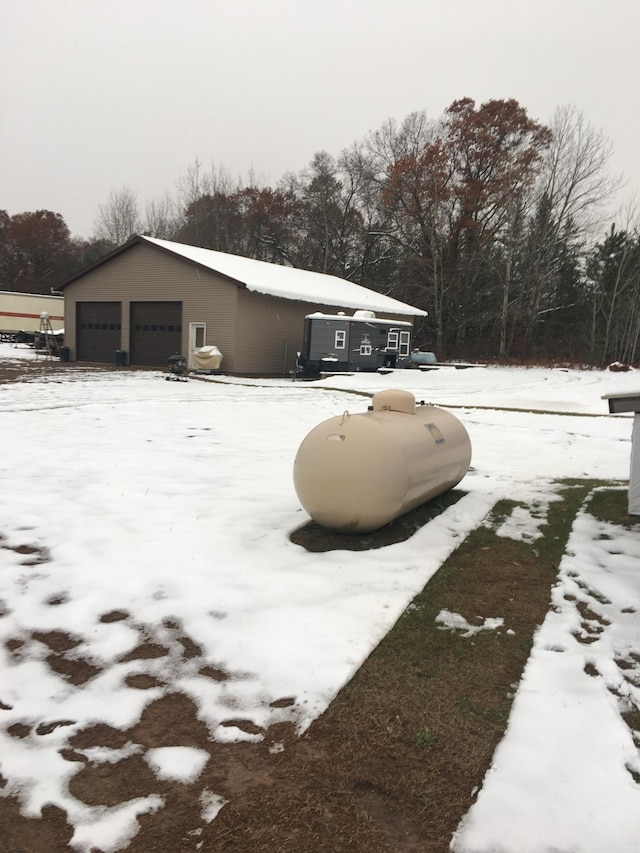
[93,186,142,246]
[144,192,182,240]
[175,158,237,212]
[541,105,620,236]
[515,106,621,356]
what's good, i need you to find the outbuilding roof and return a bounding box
[60,235,426,317]
[142,237,427,316]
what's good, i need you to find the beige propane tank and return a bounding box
[293,389,471,532]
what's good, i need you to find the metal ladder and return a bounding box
[36,312,56,361]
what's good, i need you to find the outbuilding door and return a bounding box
[188,322,206,369]
[129,302,182,367]
[76,302,122,363]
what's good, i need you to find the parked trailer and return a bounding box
[0,291,64,336]
[297,310,414,378]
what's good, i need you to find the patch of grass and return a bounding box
[483,498,521,530]
[205,480,620,851]
[413,728,439,748]
[585,486,640,529]
[312,479,606,836]
[457,697,508,727]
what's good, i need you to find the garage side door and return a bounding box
[130,302,182,367]
[76,302,122,363]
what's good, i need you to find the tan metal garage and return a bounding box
[59,236,427,374]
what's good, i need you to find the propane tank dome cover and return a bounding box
[372,389,416,415]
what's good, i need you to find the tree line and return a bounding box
[2,98,639,365]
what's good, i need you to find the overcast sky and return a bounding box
[1,0,638,239]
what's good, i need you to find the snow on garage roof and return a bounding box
[142,236,427,317]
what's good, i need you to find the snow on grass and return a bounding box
[70,798,164,853]
[451,494,640,853]
[493,503,550,542]
[1,345,639,851]
[199,789,227,823]
[145,747,209,783]
[436,611,505,637]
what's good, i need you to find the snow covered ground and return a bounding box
[1,344,639,851]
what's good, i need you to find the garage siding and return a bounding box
[235,290,309,375]
[62,242,239,368]
[182,272,238,371]
[235,293,364,375]
[234,290,419,375]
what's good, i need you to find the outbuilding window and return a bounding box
[335,330,346,349]
[388,330,411,356]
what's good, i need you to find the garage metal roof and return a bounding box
[141,236,427,317]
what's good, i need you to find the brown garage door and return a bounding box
[76,302,122,363]
[130,302,182,367]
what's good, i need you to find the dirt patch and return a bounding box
[32,631,82,653]
[1,540,50,567]
[128,693,212,749]
[0,801,74,853]
[44,652,102,685]
[0,358,113,385]
[119,642,171,663]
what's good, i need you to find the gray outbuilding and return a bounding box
[58,236,427,375]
